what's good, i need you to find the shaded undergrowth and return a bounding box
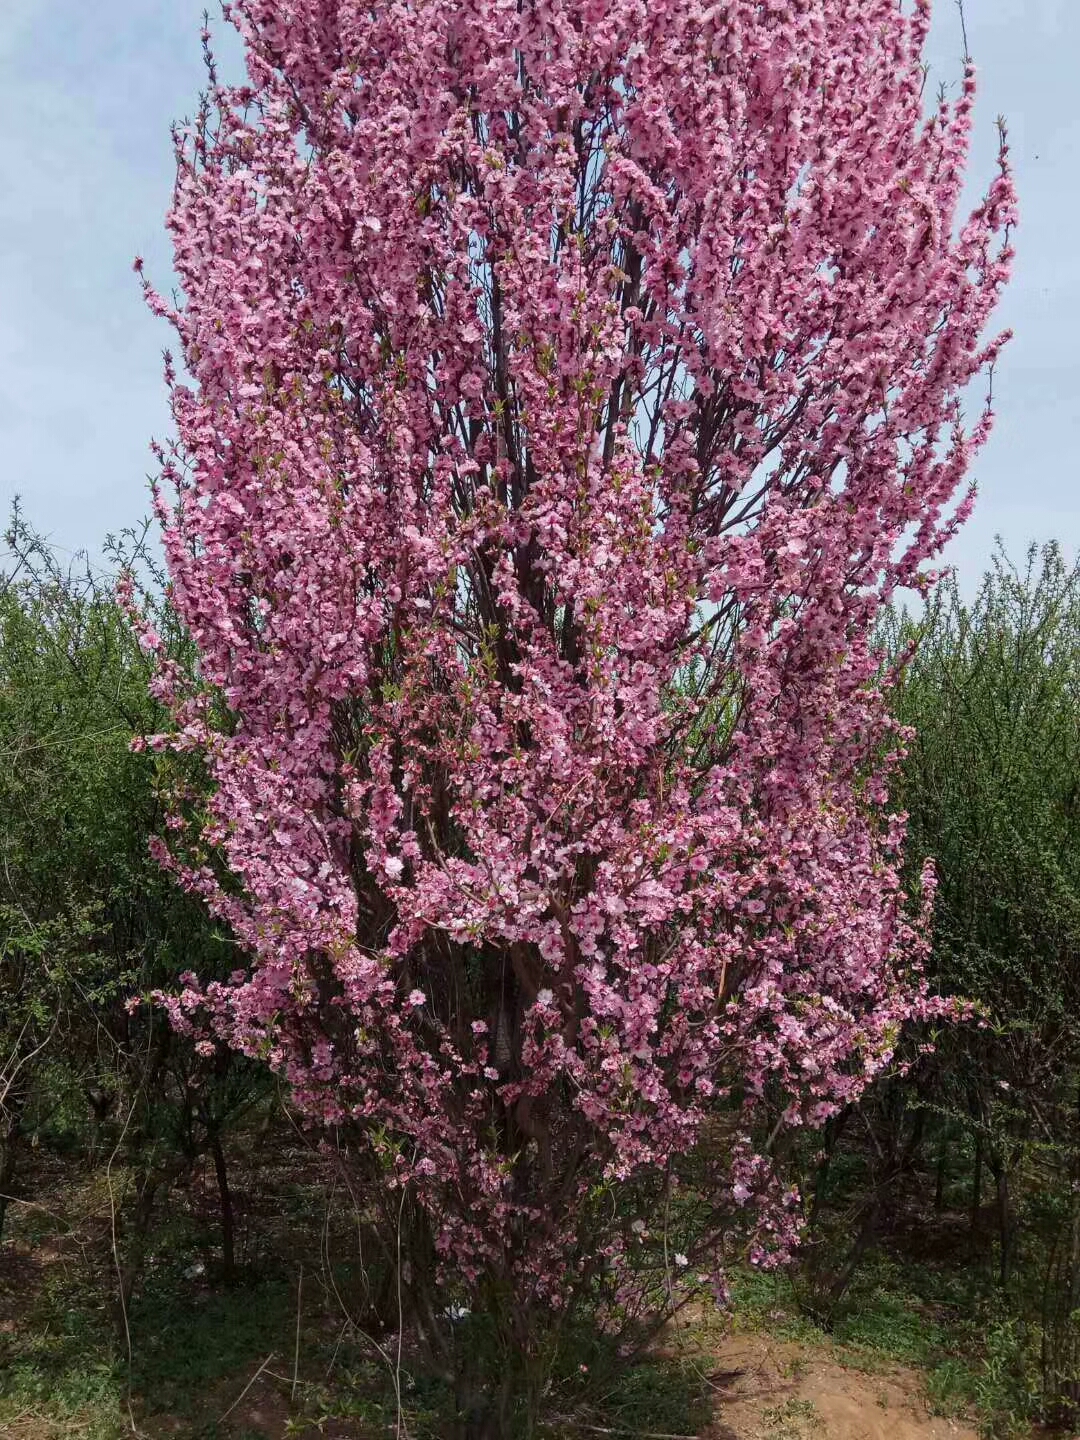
[0,1128,1041,1439]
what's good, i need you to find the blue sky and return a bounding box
[1,0,1075,589]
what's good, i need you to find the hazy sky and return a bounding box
[1,0,1075,588]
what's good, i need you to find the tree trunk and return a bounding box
[828,1193,880,1311]
[934,1126,948,1212]
[990,1153,1013,1289]
[209,1132,236,1279]
[112,1158,187,1338]
[808,1117,836,1229]
[1064,1087,1080,1421]
[0,1110,23,1245]
[457,1369,513,1440]
[85,1086,113,1170]
[970,1134,983,1246]
[808,1106,852,1232]
[902,1107,927,1176]
[453,1316,542,1440]
[457,1365,529,1440]
[114,1172,162,1338]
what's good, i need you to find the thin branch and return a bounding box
[956,0,971,63]
[215,1352,277,1425]
[544,1425,700,1440]
[292,1263,304,1402]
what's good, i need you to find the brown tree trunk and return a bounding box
[828,1193,880,1310]
[209,1132,236,1278]
[970,1134,983,1246]
[1064,1087,1080,1420]
[0,1110,23,1245]
[112,1158,188,1338]
[934,1127,948,1212]
[989,1152,1013,1289]
[808,1109,850,1230]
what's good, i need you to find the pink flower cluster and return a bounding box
[140,0,1013,1308]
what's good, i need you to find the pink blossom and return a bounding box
[140,0,1013,1347]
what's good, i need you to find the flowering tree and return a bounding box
[138,0,1014,1429]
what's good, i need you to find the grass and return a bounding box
[0,1141,379,1440]
[723,1264,821,1344]
[693,1242,1042,1440]
[0,1137,1049,1440]
[0,1259,297,1438]
[0,1143,719,1440]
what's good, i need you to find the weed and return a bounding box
[968,1313,1039,1440]
[925,1355,977,1419]
[726,1266,821,1344]
[760,1395,823,1438]
[776,1353,808,1382]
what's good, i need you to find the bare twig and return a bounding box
[956,0,971,62]
[0,1193,72,1228]
[216,1352,277,1425]
[546,1424,700,1440]
[280,1103,406,1416]
[292,1263,303,1402]
[107,1086,142,1373]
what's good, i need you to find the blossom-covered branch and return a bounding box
[136,0,1014,1405]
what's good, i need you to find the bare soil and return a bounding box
[703,1332,979,1440]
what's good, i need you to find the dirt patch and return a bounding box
[704,1333,978,1440]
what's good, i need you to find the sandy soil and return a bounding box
[702,1331,980,1440]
